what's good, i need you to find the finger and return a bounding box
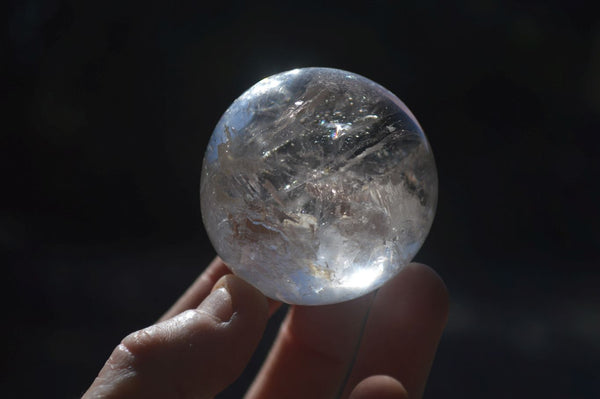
[83,274,269,399]
[349,375,408,399]
[341,263,449,399]
[159,257,230,321]
[159,257,281,321]
[245,292,375,399]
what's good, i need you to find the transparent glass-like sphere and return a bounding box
[201,67,437,305]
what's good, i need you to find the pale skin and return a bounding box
[83,257,448,399]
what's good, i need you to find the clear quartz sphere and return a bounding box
[201,67,437,305]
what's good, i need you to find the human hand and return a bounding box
[83,257,448,399]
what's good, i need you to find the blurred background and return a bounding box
[3,0,599,397]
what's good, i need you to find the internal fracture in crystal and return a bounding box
[200,67,437,305]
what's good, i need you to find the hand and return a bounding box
[83,257,448,399]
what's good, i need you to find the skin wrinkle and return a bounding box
[86,344,138,399]
[93,367,137,393]
[173,312,230,346]
[108,344,135,370]
[192,308,232,325]
[123,325,171,354]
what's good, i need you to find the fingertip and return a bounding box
[405,262,449,297]
[212,274,269,324]
[398,262,450,328]
[197,285,234,322]
[349,375,408,399]
[158,256,231,322]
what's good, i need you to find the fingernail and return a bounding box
[197,277,233,322]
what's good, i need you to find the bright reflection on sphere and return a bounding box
[200,67,437,305]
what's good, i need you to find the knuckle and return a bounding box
[121,325,162,357]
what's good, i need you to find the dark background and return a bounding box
[3,1,599,397]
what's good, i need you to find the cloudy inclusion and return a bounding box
[201,67,437,305]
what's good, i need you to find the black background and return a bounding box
[3,1,599,398]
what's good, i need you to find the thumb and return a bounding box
[83,274,269,399]
[349,375,408,399]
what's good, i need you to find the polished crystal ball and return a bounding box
[200,67,437,305]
